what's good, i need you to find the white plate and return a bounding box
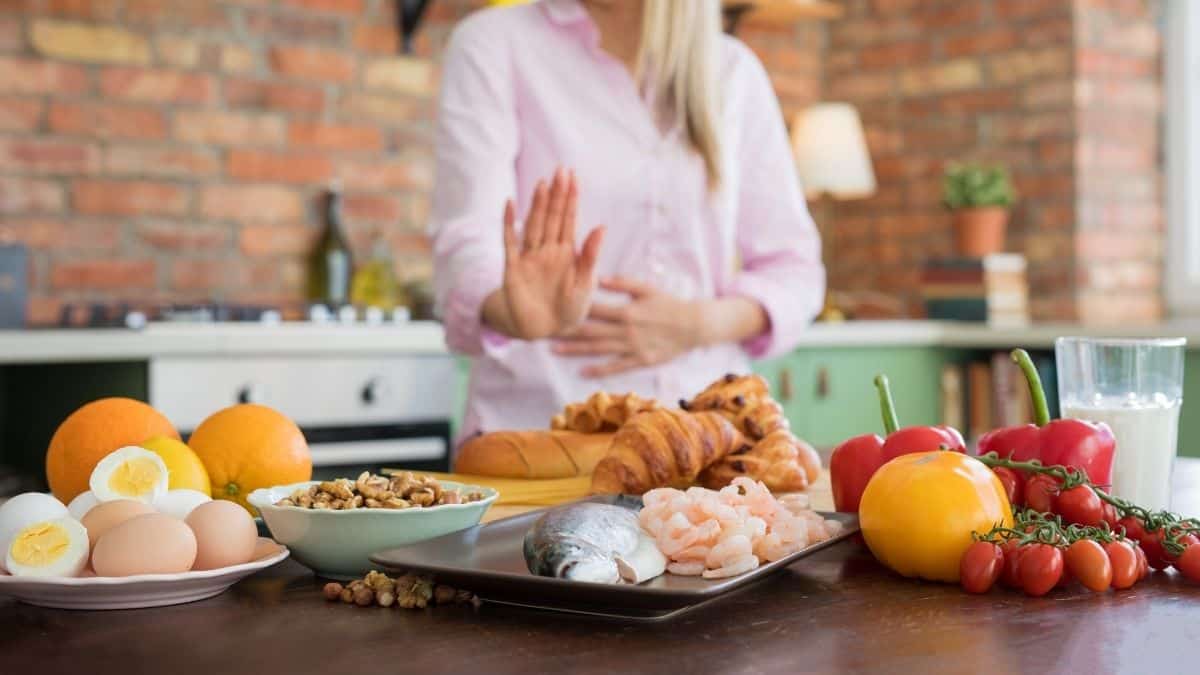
[0,538,289,610]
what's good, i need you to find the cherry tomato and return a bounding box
[1000,539,1025,589]
[1139,528,1171,570]
[1056,560,1075,589]
[1064,539,1112,592]
[960,541,1004,594]
[1054,485,1103,527]
[1018,543,1063,597]
[1177,544,1200,583]
[1024,474,1059,513]
[1100,502,1120,529]
[1118,515,1147,541]
[1134,543,1149,580]
[992,467,1023,507]
[1164,530,1200,567]
[1105,540,1139,589]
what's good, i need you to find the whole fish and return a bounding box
[523,503,666,584]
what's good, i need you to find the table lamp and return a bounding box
[790,102,876,320]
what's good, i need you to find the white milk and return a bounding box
[1062,399,1181,511]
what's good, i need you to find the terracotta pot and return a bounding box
[950,206,1009,257]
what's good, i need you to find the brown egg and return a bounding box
[185,500,257,571]
[92,514,197,577]
[80,500,156,552]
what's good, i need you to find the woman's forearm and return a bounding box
[481,288,520,338]
[692,296,768,348]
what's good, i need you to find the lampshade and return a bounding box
[790,103,876,200]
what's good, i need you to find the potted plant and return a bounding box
[942,163,1016,257]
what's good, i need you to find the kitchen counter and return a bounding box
[0,321,449,364]
[2,319,1199,365]
[4,460,1199,675]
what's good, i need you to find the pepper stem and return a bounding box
[1011,348,1051,426]
[874,374,899,435]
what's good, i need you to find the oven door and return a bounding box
[303,422,451,480]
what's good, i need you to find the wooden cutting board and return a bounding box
[480,470,835,523]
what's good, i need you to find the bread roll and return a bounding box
[453,430,614,479]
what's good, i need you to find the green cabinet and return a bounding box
[754,347,963,449]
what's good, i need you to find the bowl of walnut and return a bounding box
[247,472,497,579]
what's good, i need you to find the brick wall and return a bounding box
[0,0,478,324]
[823,0,1163,323]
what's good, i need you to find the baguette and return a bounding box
[453,430,615,479]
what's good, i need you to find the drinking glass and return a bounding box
[1055,337,1186,510]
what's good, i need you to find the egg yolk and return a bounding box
[11,522,70,566]
[108,457,164,496]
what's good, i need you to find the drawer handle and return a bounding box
[816,366,829,400]
[237,383,265,404]
[779,368,793,402]
[361,378,390,406]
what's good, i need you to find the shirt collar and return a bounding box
[541,0,590,27]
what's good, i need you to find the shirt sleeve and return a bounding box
[428,17,516,356]
[724,45,826,360]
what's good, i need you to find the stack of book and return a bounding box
[939,351,1060,447]
[921,254,1030,326]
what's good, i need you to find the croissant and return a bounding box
[590,409,747,494]
[683,373,788,441]
[551,391,659,433]
[699,429,821,493]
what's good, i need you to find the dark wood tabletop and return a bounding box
[4,461,1200,675]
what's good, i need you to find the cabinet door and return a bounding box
[753,352,813,438]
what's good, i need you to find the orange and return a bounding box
[46,398,180,504]
[187,404,311,515]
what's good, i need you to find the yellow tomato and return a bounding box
[859,451,1012,583]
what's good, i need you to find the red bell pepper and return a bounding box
[876,374,966,462]
[830,375,965,512]
[978,349,1116,485]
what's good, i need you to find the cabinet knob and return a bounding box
[361,378,389,405]
[816,366,830,400]
[779,368,793,401]
[236,383,265,404]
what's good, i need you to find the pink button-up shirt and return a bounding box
[430,0,824,441]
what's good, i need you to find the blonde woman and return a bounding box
[430,0,824,439]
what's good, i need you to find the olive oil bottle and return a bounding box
[307,187,353,307]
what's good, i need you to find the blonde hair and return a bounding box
[637,0,723,189]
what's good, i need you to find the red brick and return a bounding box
[227,150,333,184]
[288,121,382,151]
[0,137,99,174]
[0,15,21,51]
[0,57,89,94]
[1022,19,1074,47]
[26,295,62,327]
[103,144,220,178]
[137,221,230,250]
[74,180,189,216]
[352,24,399,54]
[943,29,1020,57]
[0,97,42,131]
[225,78,325,114]
[343,193,403,224]
[124,0,229,28]
[270,46,355,82]
[29,19,151,64]
[43,0,123,19]
[200,185,303,223]
[238,223,317,256]
[1077,49,1155,78]
[870,0,922,14]
[170,258,249,290]
[989,113,1074,142]
[48,102,167,139]
[1037,139,1074,166]
[99,67,214,104]
[282,0,364,12]
[996,0,1069,20]
[245,10,342,43]
[899,59,982,95]
[51,259,157,290]
[988,48,1071,85]
[1022,81,1074,109]
[858,41,931,68]
[917,3,982,29]
[826,71,894,101]
[0,177,65,214]
[338,92,424,124]
[172,110,286,146]
[339,158,432,192]
[4,218,121,250]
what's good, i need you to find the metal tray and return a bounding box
[369,495,858,620]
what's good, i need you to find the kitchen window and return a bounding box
[1166,0,1200,314]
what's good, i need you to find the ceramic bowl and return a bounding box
[248,481,498,579]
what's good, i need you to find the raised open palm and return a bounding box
[501,168,605,340]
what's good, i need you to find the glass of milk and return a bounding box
[1056,337,1186,510]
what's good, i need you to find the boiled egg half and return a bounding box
[89,446,169,505]
[5,517,89,578]
[0,492,69,573]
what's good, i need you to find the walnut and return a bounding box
[323,582,343,601]
[339,587,354,603]
[409,489,436,507]
[383,497,410,509]
[353,587,374,607]
[440,491,462,505]
[433,584,456,605]
[377,591,395,607]
[319,480,355,500]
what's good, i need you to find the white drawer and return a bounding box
[149,355,457,429]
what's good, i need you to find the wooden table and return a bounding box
[4,462,1200,675]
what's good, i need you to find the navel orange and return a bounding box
[186,404,311,515]
[46,398,180,504]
